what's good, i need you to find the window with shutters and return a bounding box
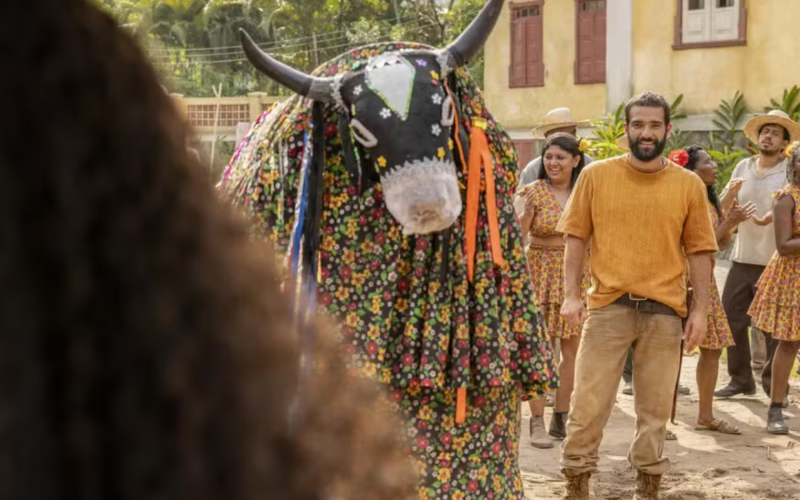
[574,0,606,84]
[673,0,747,49]
[509,2,544,88]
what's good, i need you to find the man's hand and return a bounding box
[752,211,774,226]
[561,295,587,329]
[727,178,745,197]
[683,310,708,353]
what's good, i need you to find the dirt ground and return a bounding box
[519,356,800,499]
[519,260,800,499]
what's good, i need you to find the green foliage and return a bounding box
[101,0,486,97]
[666,129,692,153]
[705,91,750,191]
[587,104,625,160]
[711,90,747,149]
[765,85,800,121]
[670,94,687,122]
[707,145,748,192]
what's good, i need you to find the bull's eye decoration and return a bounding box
[365,53,416,121]
[441,95,455,127]
[350,119,378,148]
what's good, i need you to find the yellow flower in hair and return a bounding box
[577,137,589,153]
[785,141,800,158]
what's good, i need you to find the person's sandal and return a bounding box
[695,418,741,435]
[665,429,677,441]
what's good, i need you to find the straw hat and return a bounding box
[531,108,591,139]
[743,109,800,145]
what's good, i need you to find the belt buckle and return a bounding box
[628,293,647,311]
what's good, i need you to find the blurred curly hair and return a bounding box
[0,1,414,500]
[788,142,800,185]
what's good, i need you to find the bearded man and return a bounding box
[714,110,800,403]
[556,92,718,500]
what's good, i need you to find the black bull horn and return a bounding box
[239,0,506,101]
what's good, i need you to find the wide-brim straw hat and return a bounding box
[616,135,629,152]
[531,107,591,139]
[743,109,800,145]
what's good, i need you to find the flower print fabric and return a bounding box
[517,180,590,339]
[749,184,800,341]
[685,203,735,350]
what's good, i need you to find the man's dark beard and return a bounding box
[759,144,783,156]
[629,135,667,162]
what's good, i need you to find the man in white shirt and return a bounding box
[714,110,800,400]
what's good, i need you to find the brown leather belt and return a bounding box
[614,293,680,317]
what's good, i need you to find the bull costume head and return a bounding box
[239,0,505,235]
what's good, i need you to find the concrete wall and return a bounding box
[484,0,605,131]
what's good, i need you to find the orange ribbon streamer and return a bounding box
[456,387,467,424]
[466,119,505,283]
[443,84,504,425]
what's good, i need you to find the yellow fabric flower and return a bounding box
[437,147,445,159]
[367,324,381,339]
[430,70,440,80]
[377,156,388,168]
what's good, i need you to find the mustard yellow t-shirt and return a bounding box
[556,155,718,317]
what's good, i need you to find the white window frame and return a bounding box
[681,0,740,45]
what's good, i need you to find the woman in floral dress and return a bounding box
[749,142,800,435]
[514,133,590,448]
[680,145,754,435]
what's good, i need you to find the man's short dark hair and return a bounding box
[624,92,671,127]
[758,123,791,142]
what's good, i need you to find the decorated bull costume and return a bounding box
[219,0,557,497]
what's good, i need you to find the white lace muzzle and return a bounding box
[381,158,462,235]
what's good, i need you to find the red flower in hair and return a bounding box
[668,149,689,167]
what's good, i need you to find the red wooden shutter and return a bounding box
[510,8,527,87]
[525,5,544,87]
[509,3,544,88]
[593,4,606,81]
[575,0,606,84]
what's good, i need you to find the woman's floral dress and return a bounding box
[219,43,558,500]
[749,184,800,341]
[685,202,735,350]
[516,180,590,339]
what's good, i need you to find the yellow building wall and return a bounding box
[484,0,606,131]
[632,0,800,114]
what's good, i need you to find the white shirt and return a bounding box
[722,156,789,266]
